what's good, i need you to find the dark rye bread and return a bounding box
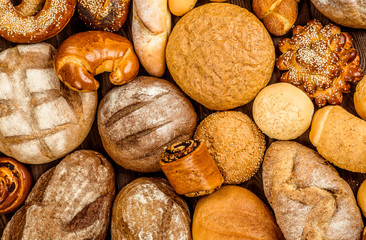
[111,177,192,239]
[97,76,197,172]
[1,150,115,240]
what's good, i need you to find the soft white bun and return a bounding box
[253,83,314,140]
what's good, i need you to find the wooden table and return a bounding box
[1,0,365,237]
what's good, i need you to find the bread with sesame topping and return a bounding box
[194,111,266,184]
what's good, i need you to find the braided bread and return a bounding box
[263,141,364,240]
[276,20,363,107]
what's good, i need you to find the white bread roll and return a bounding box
[253,83,314,140]
[355,76,366,120]
[309,106,366,172]
[132,0,171,77]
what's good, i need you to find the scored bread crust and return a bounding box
[2,150,115,240]
[263,141,363,240]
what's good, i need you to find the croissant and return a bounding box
[160,140,223,197]
[0,157,32,214]
[55,31,139,92]
[276,20,363,107]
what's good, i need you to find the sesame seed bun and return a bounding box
[194,111,266,184]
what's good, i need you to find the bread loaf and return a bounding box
[309,106,366,172]
[111,177,191,239]
[0,43,97,164]
[98,76,197,172]
[2,150,115,240]
[132,0,171,77]
[263,141,364,240]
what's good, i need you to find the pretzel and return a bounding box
[276,19,363,107]
[0,0,76,43]
[55,31,139,92]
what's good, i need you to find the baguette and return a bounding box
[132,0,171,77]
[309,106,366,172]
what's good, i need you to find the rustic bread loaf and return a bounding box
[2,150,115,240]
[111,177,191,240]
[0,43,97,164]
[263,141,363,240]
[98,76,197,172]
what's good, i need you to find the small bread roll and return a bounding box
[355,76,366,120]
[168,0,197,16]
[194,111,265,184]
[309,106,366,172]
[192,185,283,240]
[357,179,366,217]
[253,83,314,140]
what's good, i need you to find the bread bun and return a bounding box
[166,3,275,110]
[78,0,130,31]
[309,106,366,172]
[252,0,300,36]
[2,150,115,240]
[98,76,197,172]
[263,141,363,240]
[253,83,314,140]
[0,0,76,43]
[168,0,197,16]
[111,177,191,240]
[0,43,97,164]
[357,179,366,217]
[194,111,265,184]
[355,76,366,120]
[192,185,283,240]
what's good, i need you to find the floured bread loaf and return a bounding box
[2,150,115,240]
[0,43,97,164]
[111,177,191,239]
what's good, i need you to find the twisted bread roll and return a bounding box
[253,0,300,36]
[0,0,76,43]
[263,141,363,240]
[132,0,171,77]
[55,31,139,92]
[0,157,32,214]
[309,106,366,172]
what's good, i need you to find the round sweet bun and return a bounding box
[192,185,283,240]
[194,111,265,184]
[355,76,366,120]
[166,3,275,110]
[253,83,314,140]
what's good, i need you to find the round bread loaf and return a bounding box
[0,43,98,164]
[97,76,197,172]
[192,185,283,240]
[194,111,265,184]
[111,177,191,240]
[166,3,275,110]
[2,150,115,240]
[263,141,364,240]
[253,83,314,140]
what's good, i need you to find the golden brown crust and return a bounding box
[309,106,366,172]
[160,140,224,197]
[262,141,364,240]
[192,186,284,240]
[355,76,366,120]
[194,111,266,184]
[252,0,299,36]
[78,0,130,31]
[0,0,76,43]
[0,157,32,214]
[276,20,363,107]
[55,31,139,92]
[166,3,275,110]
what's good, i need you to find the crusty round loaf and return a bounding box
[355,76,366,120]
[192,185,284,240]
[97,76,197,172]
[0,43,97,164]
[310,0,366,29]
[194,111,265,184]
[166,3,275,110]
[263,141,364,240]
[253,83,314,140]
[2,150,115,240]
[111,177,191,240]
